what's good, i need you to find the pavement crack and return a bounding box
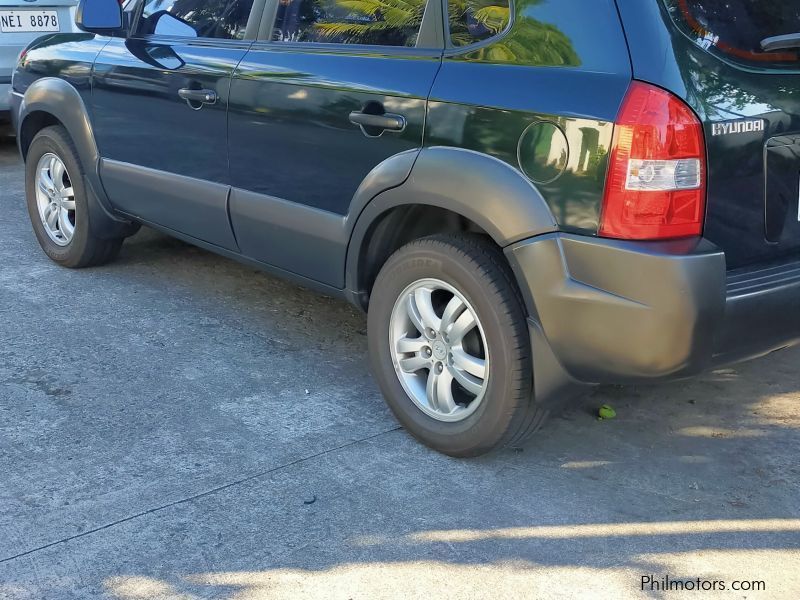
[0,426,402,565]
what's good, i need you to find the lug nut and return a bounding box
[435,362,443,374]
[422,346,432,358]
[427,328,437,338]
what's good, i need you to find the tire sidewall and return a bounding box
[368,241,529,456]
[25,128,90,266]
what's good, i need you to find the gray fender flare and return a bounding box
[344,146,558,297]
[19,78,99,167]
[18,78,136,238]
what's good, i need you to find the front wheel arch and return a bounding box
[17,78,100,168]
[18,111,62,160]
[17,80,138,240]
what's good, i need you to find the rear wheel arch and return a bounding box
[345,147,559,309]
[349,204,491,309]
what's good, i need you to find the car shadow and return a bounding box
[84,226,800,596]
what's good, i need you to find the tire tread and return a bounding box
[27,125,123,268]
[374,233,546,455]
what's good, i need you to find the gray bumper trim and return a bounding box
[714,257,800,365]
[507,233,727,387]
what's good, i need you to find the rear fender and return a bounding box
[345,145,559,297]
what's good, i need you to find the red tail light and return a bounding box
[599,81,706,240]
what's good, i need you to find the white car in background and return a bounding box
[1,0,78,123]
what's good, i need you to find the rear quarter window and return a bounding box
[448,0,629,72]
[663,0,800,70]
[448,0,511,48]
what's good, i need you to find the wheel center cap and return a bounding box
[432,340,447,360]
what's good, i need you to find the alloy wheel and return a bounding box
[35,152,76,246]
[389,278,489,422]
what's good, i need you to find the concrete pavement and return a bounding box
[1,137,799,599]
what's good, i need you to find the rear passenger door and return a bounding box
[92,0,264,250]
[226,0,444,286]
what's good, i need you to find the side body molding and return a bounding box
[17,77,136,239]
[229,149,420,289]
[345,146,559,300]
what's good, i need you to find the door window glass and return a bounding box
[448,0,510,46]
[137,0,255,39]
[272,0,423,46]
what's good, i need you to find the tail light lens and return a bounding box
[599,81,706,240]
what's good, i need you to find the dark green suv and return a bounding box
[10,0,800,455]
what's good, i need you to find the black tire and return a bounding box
[368,233,546,457]
[25,125,123,268]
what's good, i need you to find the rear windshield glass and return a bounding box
[663,0,800,69]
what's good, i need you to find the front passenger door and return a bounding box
[92,0,263,250]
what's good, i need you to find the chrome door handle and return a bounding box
[349,111,406,134]
[178,88,217,106]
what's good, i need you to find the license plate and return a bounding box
[0,10,60,33]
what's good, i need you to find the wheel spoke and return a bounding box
[413,288,441,332]
[58,207,74,240]
[39,168,55,194]
[37,178,51,196]
[399,355,429,373]
[449,364,483,396]
[451,347,486,379]
[47,156,59,186]
[425,369,437,408]
[426,368,456,413]
[449,309,476,344]
[44,203,59,229]
[396,336,427,354]
[51,157,65,188]
[441,295,466,331]
[60,187,75,204]
[436,369,456,413]
[405,293,426,335]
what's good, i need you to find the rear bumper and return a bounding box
[507,233,800,399]
[715,259,800,365]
